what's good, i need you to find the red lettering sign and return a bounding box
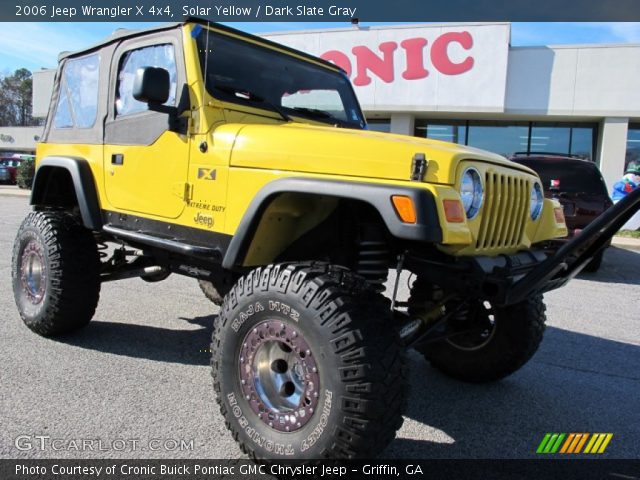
[320,31,475,85]
[431,31,474,75]
[351,41,397,86]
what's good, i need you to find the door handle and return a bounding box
[111,154,124,165]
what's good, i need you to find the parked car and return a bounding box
[0,157,23,184]
[510,153,613,271]
[0,163,11,183]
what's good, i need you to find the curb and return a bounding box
[611,236,640,252]
[0,189,30,198]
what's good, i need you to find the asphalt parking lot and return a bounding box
[1,195,639,460]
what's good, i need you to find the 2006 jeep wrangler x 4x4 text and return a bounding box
[12,19,640,460]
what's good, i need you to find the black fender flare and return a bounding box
[222,177,443,269]
[31,156,102,231]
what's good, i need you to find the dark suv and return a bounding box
[511,153,613,272]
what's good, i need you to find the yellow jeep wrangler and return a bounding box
[11,19,640,460]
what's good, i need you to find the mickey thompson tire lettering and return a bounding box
[11,211,101,337]
[211,263,407,459]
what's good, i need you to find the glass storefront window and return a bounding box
[569,127,595,160]
[466,122,529,157]
[414,120,466,144]
[626,124,640,172]
[366,119,391,133]
[529,123,570,155]
[413,120,597,161]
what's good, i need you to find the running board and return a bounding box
[102,225,223,260]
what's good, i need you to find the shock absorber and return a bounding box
[355,223,389,293]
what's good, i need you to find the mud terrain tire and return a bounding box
[12,211,101,336]
[410,278,546,383]
[211,263,406,459]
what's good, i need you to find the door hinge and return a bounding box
[174,182,192,201]
[183,182,193,202]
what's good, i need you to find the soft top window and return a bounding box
[53,54,99,129]
[116,44,177,117]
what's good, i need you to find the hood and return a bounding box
[225,123,534,185]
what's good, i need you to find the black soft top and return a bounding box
[59,18,342,73]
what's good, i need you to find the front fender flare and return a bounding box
[222,177,442,269]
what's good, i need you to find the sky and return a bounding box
[0,21,638,74]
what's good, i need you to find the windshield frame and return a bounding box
[194,26,366,129]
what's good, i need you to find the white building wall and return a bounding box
[597,118,629,189]
[0,127,44,152]
[32,69,56,118]
[506,45,640,116]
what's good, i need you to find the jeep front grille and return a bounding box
[476,171,530,251]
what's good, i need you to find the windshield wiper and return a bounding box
[212,85,291,122]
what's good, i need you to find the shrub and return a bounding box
[16,157,35,189]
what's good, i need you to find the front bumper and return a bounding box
[408,188,640,306]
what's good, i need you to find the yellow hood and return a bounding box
[225,122,533,185]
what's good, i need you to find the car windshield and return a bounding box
[517,159,608,195]
[195,27,365,129]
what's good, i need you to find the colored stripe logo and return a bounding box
[537,433,613,454]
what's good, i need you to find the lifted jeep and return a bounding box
[12,19,640,460]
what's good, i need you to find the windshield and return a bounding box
[195,28,365,129]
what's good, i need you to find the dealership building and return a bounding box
[30,22,640,190]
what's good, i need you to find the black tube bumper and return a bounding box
[407,188,640,306]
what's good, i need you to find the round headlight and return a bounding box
[530,182,544,220]
[460,168,484,220]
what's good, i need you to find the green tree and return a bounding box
[0,68,42,127]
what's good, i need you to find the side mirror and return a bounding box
[133,67,170,105]
[132,66,188,135]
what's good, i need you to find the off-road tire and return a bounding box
[12,211,101,336]
[211,262,406,460]
[198,279,224,306]
[583,250,604,273]
[410,278,546,383]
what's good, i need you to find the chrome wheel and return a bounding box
[238,320,320,432]
[20,241,46,304]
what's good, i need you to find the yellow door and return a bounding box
[103,38,189,219]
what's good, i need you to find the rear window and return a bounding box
[517,159,608,195]
[53,53,99,129]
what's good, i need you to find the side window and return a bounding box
[116,44,177,117]
[53,54,99,129]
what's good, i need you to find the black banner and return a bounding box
[6,0,640,22]
[2,459,640,480]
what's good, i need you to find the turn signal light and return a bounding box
[554,207,566,224]
[443,199,465,223]
[391,195,417,223]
